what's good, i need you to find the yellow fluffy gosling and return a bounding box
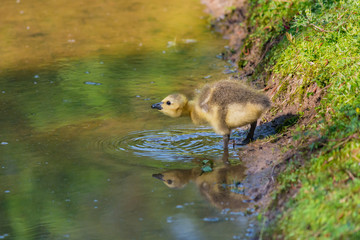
[151,79,271,161]
[152,164,249,210]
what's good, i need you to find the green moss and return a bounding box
[247,0,313,44]
[274,141,360,239]
[243,0,360,238]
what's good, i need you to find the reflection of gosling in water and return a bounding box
[151,80,271,161]
[152,165,251,210]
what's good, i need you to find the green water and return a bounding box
[0,0,257,239]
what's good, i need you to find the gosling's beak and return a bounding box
[151,102,163,110]
[152,173,164,181]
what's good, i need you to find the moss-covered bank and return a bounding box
[210,0,360,238]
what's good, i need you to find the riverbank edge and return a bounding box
[203,0,360,239]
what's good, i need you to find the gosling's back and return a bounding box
[193,80,270,135]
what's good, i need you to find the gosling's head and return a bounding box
[152,170,189,189]
[151,94,188,118]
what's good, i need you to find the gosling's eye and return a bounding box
[166,101,171,105]
[167,179,173,184]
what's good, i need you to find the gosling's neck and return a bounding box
[181,100,195,117]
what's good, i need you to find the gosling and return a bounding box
[151,79,271,161]
[152,164,250,211]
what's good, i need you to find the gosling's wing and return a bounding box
[198,85,213,112]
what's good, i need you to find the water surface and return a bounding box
[0,0,257,239]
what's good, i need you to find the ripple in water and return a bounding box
[96,126,241,161]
